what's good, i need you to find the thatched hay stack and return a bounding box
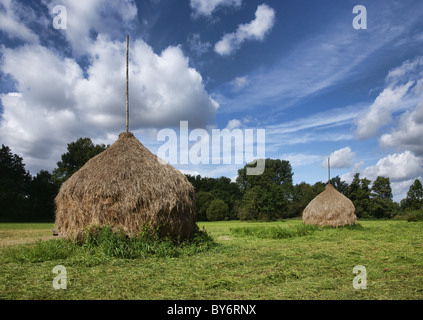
[302,184,356,227]
[55,132,197,240]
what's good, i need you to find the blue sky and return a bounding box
[1,0,423,201]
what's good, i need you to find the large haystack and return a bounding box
[55,132,197,240]
[302,184,356,227]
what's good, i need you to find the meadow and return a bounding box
[0,219,422,300]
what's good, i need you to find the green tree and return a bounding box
[369,176,396,219]
[186,175,242,220]
[347,173,371,218]
[237,186,262,220]
[237,184,290,221]
[404,179,423,210]
[236,159,293,220]
[28,170,60,222]
[370,198,396,219]
[371,176,393,200]
[52,138,108,184]
[330,176,349,195]
[289,182,314,218]
[194,191,215,221]
[289,182,325,218]
[206,199,229,221]
[236,159,293,192]
[0,145,31,221]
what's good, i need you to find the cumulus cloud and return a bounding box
[0,36,218,174]
[44,0,138,55]
[189,0,242,17]
[324,147,355,169]
[0,0,42,43]
[349,56,423,201]
[0,0,218,175]
[380,101,423,156]
[355,56,423,140]
[341,151,423,202]
[361,151,423,183]
[354,81,414,139]
[378,63,423,156]
[343,151,423,184]
[214,4,275,56]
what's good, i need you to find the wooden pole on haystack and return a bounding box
[126,34,129,133]
[328,157,331,184]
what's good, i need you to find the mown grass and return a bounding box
[0,220,422,300]
[230,223,319,239]
[0,223,55,248]
[230,223,365,239]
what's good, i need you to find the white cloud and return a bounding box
[233,76,249,89]
[386,56,423,85]
[342,151,422,188]
[44,0,138,55]
[362,151,423,202]
[361,151,423,183]
[267,105,360,135]
[390,178,422,203]
[1,45,82,111]
[179,169,202,177]
[378,62,423,156]
[0,0,41,43]
[281,153,321,167]
[380,101,423,156]
[348,56,423,201]
[189,0,242,17]
[263,105,359,150]
[355,56,423,140]
[0,36,218,174]
[214,4,275,56]
[340,151,423,202]
[187,33,211,57]
[225,119,242,130]
[324,147,355,169]
[354,81,414,140]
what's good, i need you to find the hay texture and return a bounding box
[302,184,357,227]
[55,132,197,240]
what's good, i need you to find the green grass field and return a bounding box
[0,220,422,300]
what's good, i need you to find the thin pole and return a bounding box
[126,34,129,133]
[328,157,331,184]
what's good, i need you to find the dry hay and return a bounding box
[55,132,197,240]
[302,184,357,227]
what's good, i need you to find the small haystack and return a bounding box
[302,184,357,227]
[54,132,197,240]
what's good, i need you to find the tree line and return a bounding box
[1,139,422,222]
[0,139,107,222]
[189,159,422,221]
